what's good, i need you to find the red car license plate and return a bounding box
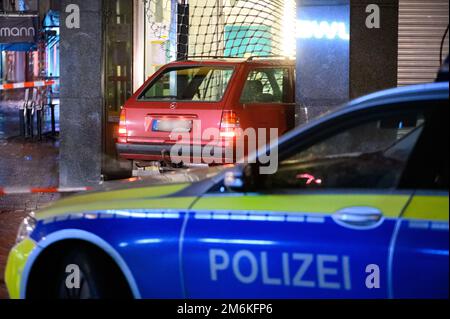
[152,119,193,133]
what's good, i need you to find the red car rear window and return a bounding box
[139,66,234,102]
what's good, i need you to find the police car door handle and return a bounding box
[333,207,384,229]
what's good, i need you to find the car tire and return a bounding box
[54,247,131,299]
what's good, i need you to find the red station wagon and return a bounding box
[116,57,296,170]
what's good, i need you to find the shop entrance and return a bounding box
[103,0,134,178]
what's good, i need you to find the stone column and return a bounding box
[59,0,103,187]
[350,0,398,99]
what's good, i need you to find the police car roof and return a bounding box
[275,81,449,151]
[348,81,449,110]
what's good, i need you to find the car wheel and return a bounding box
[26,241,133,299]
[55,249,115,299]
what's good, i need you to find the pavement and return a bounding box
[0,101,60,299]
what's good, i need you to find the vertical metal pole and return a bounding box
[37,108,42,140]
[177,0,189,60]
[51,103,55,134]
[30,107,34,138]
[26,107,31,137]
[216,0,224,57]
[19,108,25,136]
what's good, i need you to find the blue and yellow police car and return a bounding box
[5,81,448,299]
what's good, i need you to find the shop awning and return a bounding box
[0,43,36,51]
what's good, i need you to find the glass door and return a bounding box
[103,0,133,178]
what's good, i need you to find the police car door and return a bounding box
[184,104,427,299]
[391,101,449,298]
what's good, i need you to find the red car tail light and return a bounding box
[220,110,240,138]
[118,109,127,141]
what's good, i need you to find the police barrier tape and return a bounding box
[0,80,59,91]
[0,187,91,196]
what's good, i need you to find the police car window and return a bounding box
[263,113,426,190]
[240,68,289,103]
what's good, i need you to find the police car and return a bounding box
[5,81,448,299]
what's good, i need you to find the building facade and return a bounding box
[59,0,449,187]
[0,0,60,91]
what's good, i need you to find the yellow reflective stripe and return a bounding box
[402,195,449,221]
[5,238,37,300]
[49,183,190,209]
[194,194,411,218]
[36,197,196,220]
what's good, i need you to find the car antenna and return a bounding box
[439,24,449,66]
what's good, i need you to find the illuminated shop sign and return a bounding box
[0,14,38,44]
[296,20,350,41]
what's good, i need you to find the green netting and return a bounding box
[143,0,296,60]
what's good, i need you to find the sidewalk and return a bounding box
[0,102,60,299]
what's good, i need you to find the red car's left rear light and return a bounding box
[220,110,241,138]
[118,109,127,142]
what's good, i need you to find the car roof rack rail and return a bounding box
[176,55,295,62]
[177,56,245,61]
[246,55,294,61]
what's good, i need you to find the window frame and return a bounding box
[252,100,445,193]
[239,67,293,104]
[398,101,449,190]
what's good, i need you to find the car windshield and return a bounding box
[139,66,234,102]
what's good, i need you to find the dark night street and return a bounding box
[0,0,448,305]
[0,102,60,299]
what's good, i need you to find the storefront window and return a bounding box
[144,0,173,78]
[103,0,133,175]
[104,0,133,121]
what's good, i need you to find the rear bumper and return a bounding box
[117,143,174,157]
[116,143,235,163]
